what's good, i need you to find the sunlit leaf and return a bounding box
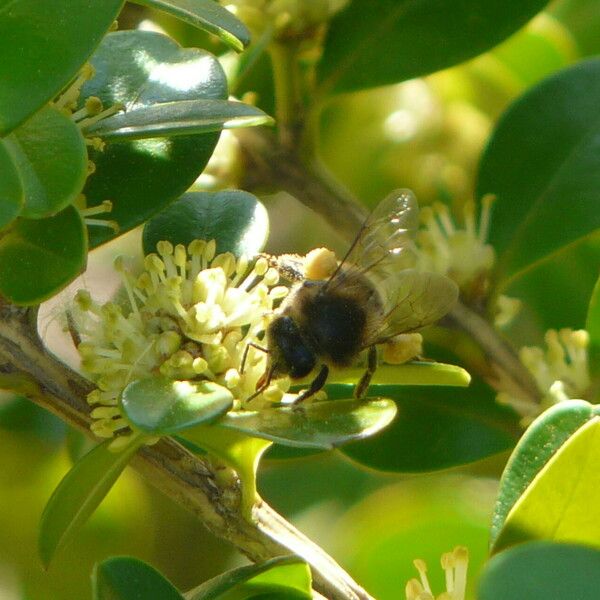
[207,398,397,449]
[493,417,600,553]
[39,438,142,568]
[317,0,549,95]
[490,400,600,548]
[0,205,86,305]
[5,105,87,218]
[479,542,600,600]
[185,555,311,600]
[120,376,233,435]
[478,58,600,288]
[0,0,124,134]
[94,556,184,600]
[81,30,227,247]
[142,190,269,258]
[131,0,250,51]
[84,99,272,141]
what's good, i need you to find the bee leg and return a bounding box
[354,346,378,400]
[245,364,275,404]
[293,365,329,405]
[240,341,269,374]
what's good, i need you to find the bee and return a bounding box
[248,189,459,402]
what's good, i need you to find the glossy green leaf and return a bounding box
[0,141,24,229]
[84,99,272,141]
[328,362,470,388]
[0,205,86,305]
[39,437,142,568]
[185,556,311,600]
[494,417,600,553]
[587,275,600,377]
[490,400,600,549]
[0,0,124,134]
[142,190,269,257]
[478,58,600,288]
[317,0,549,95]
[5,105,87,218]
[479,542,600,600]
[340,378,518,472]
[210,398,397,449]
[120,376,233,435]
[131,0,250,51]
[93,556,184,600]
[81,30,227,248]
[183,425,272,519]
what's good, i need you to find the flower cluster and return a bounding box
[73,240,291,448]
[405,546,469,600]
[497,328,591,423]
[415,196,495,294]
[222,0,347,39]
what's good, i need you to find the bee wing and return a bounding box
[363,269,458,347]
[324,189,419,292]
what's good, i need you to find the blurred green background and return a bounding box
[2,0,600,598]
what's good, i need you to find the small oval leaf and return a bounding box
[6,105,88,218]
[93,556,184,600]
[81,30,227,248]
[84,99,272,141]
[200,398,397,449]
[120,376,233,434]
[479,542,600,600]
[131,0,250,51]
[0,205,86,305]
[39,438,142,568]
[185,556,311,600]
[494,417,600,553]
[142,190,269,258]
[490,400,599,549]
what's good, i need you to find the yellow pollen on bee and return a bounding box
[304,247,338,280]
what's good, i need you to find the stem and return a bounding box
[0,303,373,600]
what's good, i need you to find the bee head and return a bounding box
[266,315,316,379]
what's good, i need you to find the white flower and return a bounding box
[73,240,290,447]
[497,328,591,423]
[405,546,469,600]
[416,196,495,291]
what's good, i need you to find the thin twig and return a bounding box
[0,303,373,600]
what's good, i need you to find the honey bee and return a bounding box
[248,189,459,402]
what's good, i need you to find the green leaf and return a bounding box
[131,0,250,51]
[0,141,24,229]
[478,542,600,600]
[478,58,600,288]
[328,362,470,388]
[206,398,397,449]
[84,99,272,141]
[81,30,227,248]
[0,205,86,305]
[185,556,311,600]
[142,190,269,258]
[493,416,600,553]
[120,376,233,435]
[0,0,124,134]
[317,0,549,95]
[94,556,184,600]
[587,274,600,378]
[340,378,518,472]
[182,425,272,519]
[490,400,600,549]
[39,437,142,568]
[5,105,88,218]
